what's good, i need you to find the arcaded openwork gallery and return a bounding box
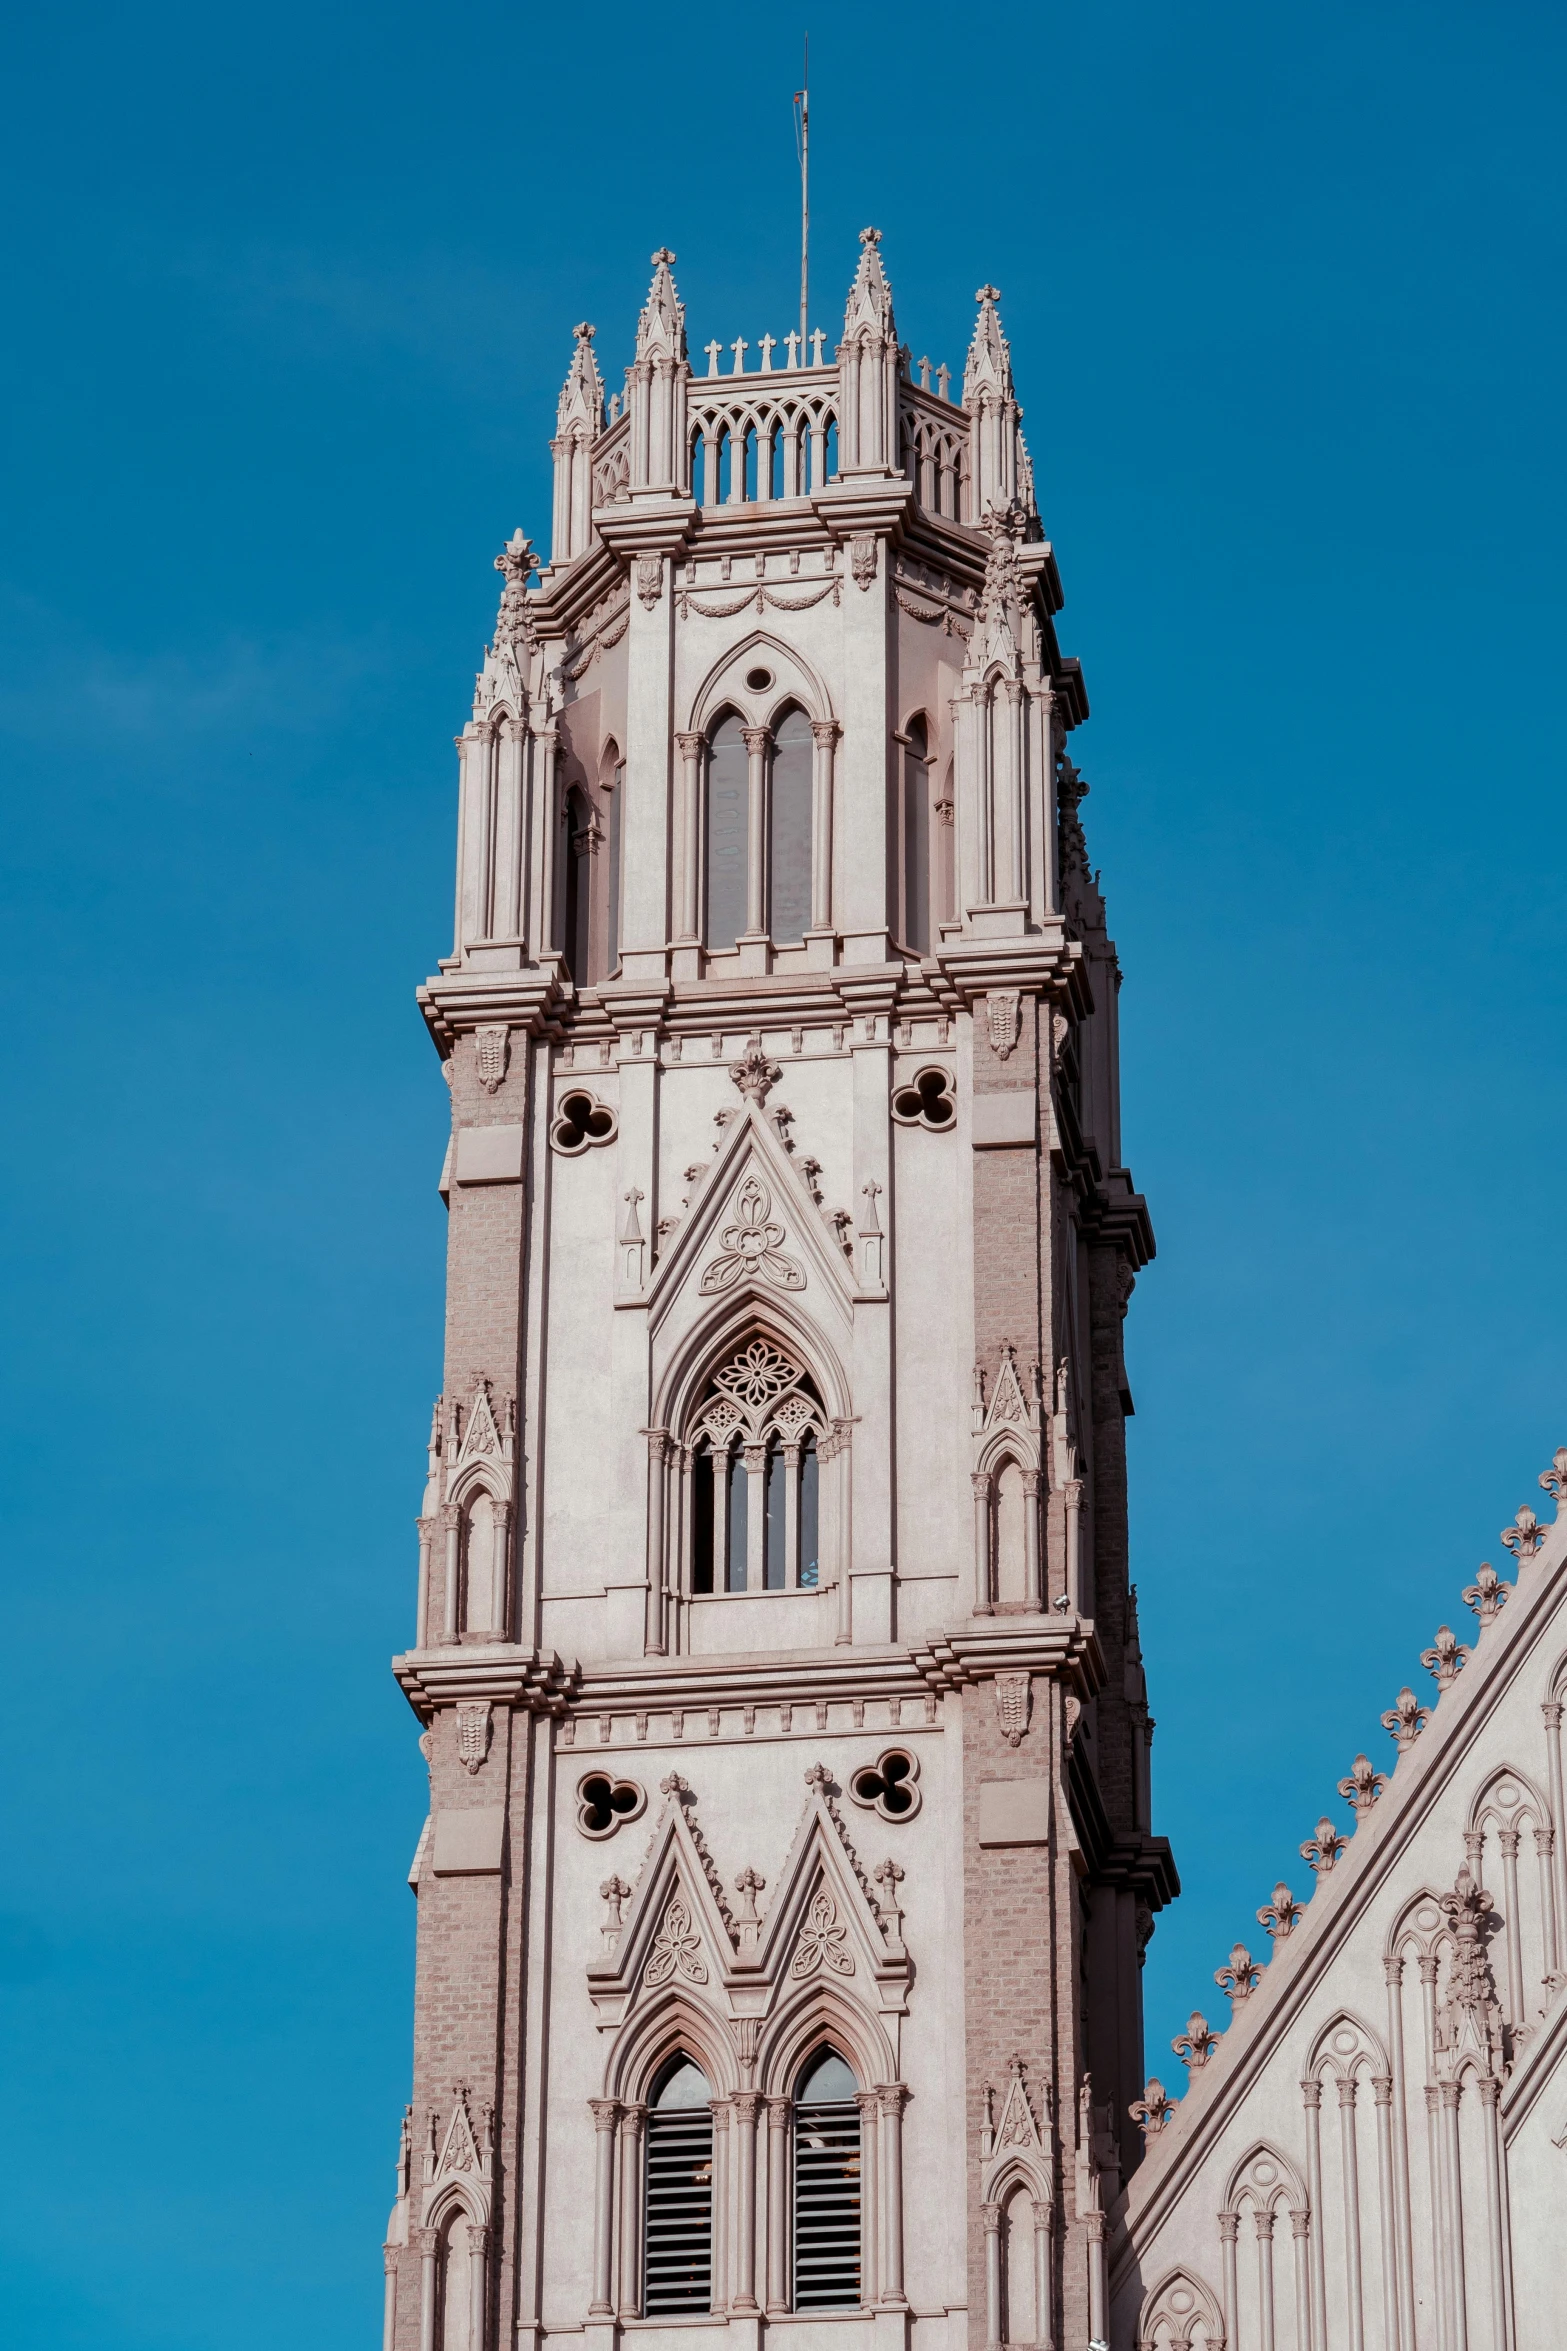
[381,232,1567,2351]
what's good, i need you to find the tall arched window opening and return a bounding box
[685,1339,825,1597]
[644,2059,714,2315]
[994,1460,1029,1607]
[769,709,813,945]
[705,716,748,951]
[435,2210,475,2351]
[936,761,956,928]
[462,1492,498,1635]
[902,716,931,953]
[563,783,594,984]
[1000,2185,1036,2346]
[793,2049,861,2309]
[601,745,624,979]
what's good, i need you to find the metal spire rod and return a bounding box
[793,41,809,353]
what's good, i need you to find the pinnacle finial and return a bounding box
[976,282,1001,304]
[573,320,595,342]
[859,225,882,247]
[651,247,676,266]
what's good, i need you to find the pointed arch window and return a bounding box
[769,708,813,945]
[687,1340,825,1595]
[560,753,622,987]
[793,2048,861,2309]
[901,715,932,954]
[644,2059,713,2314]
[699,707,824,957]
[704,715,749,952]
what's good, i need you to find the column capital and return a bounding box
[810,719,842,748]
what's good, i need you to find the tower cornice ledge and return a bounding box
[393,1642,580,1721]
[934,931,1092,1015]
[909,1617,1104,1697]
[417,969,567,1055]
[593,496,698,559]
[811,475,918,543]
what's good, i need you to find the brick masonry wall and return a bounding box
[960,1671,1090,2351]
[395,1703,519,2351]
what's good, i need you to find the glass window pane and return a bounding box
[726,1449,748,1592]
[691,1449,713,1594]
[769,709,813,945]
[799,1435,819,1588]
[765,1440,787,1590]
[705,718,748,951]
[606,762,623,974]
[903,716,929,954]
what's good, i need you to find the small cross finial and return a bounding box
[651,247,676,266]
[810,329,826,365]
[804,1761,831,1792]
[784,329,800,368]
[704,339,722,377]
[624,1186,645,1204]
[660,1771,690,1797]
[917,355,931,389]
[759,333,776,369]
[730,337,748,374]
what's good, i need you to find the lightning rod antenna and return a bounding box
[793,42,809,354]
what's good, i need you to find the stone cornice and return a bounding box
[910,1616,1105,1698]
[811,475,918,543]
[532,540,624,637]
[393,1620,1104,1723]
[593,495,699,560]
[933,932,1092,1016]
[416,969,567,1054]
[393,1642,580,1718]
[1108,1504,1567,2280]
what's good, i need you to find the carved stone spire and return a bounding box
[962,284,1014,407]
[841,225,896,343]
[635,249,687,364]
[835,229,900,473]
[551,324,605,564]
[629,249,692,495]
[963,284,1029,521]
[1435,1863,1506,2078]
[557,321,605,438]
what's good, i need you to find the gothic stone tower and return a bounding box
[383,232,1174,2351]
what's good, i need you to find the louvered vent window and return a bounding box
[793,2048,862,2309]
[643,2059,713,2315]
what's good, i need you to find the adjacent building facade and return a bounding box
[379,230,1567,2351]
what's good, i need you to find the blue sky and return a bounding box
[2,2,1564,2342]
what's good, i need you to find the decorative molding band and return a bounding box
[393,1643,579,1719]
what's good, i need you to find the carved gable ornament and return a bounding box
[645,1890,708,1988]
[994,2061,1043,2152]
[586,1765,912,2035]
[790,1883,855,1979]
[699,1172,806,1295]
